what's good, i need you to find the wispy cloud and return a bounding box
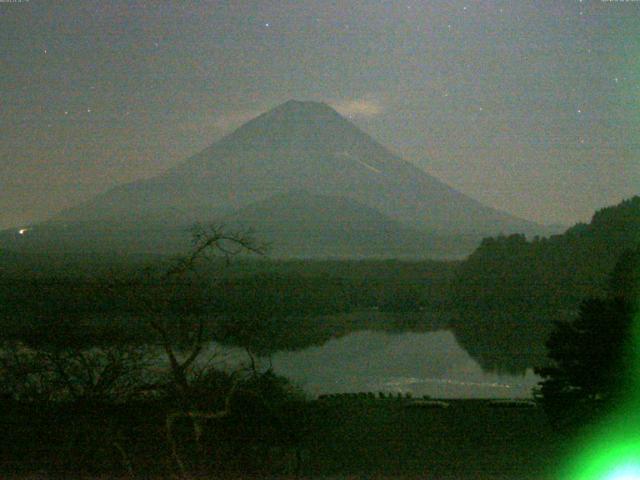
[330,98,383,119]
[180,98,383,137]
[177,109,263,136]
[210,110,264,131]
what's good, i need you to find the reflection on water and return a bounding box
[205,330,540,399]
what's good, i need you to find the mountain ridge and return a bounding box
[7,100,553,257]
[449,194,640,372]
[221,190,479,258]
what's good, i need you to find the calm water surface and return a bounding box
[206,330,540,399]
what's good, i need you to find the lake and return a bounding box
[205,329,540,399]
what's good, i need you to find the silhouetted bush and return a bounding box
[535,248,639,431]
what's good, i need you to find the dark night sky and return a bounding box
[1,0,638,230]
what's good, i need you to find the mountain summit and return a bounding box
[6,100,548,256]
[53,100,538,235]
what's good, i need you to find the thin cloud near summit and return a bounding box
[330,98,384,119]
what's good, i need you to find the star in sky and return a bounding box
[0,0,637,229]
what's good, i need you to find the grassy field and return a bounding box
[0,397,574,479]
[302,398,570,480]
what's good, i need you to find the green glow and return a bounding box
[603,464,640,480]
[563,434,640,480]
[561,303,640,480]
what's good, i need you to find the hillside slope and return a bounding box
[449,196,640,372]
[4,100,548,257]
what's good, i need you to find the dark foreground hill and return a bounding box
[0,100,550,258]
[1,397,565,479]
[449,195,640,373]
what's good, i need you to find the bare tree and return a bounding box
[149,223,266,400]
[145,223,268,474]
[0,341,155,403]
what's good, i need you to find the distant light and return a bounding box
[18,228,28,235]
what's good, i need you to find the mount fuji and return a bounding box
[2,100,549,257]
